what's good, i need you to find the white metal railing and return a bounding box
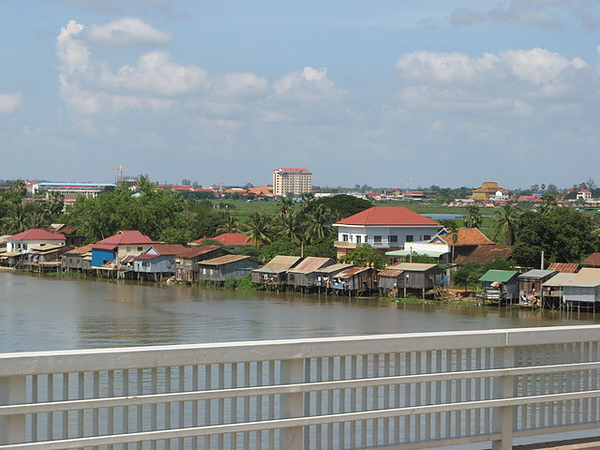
[0,326,599,449]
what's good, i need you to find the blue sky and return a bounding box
[1,0,598,189]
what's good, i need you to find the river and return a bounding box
[1,270,598,353]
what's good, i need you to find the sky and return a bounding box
[0,0,598,190]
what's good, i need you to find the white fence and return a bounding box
[0,325,599,449]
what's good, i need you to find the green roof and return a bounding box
[479,270,519,283]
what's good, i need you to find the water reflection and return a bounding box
[1,270,598,353]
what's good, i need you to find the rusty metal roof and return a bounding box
[387,262,438,272]
[261,255,303,270]
[378,269,404,277]
[314,263,353,274]
[288,257,334,274]
[176,245,223,259]
[547,262,580,273]
[198,255,254,266]
[336,266,372,278]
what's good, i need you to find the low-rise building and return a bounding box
[333,207,441,259]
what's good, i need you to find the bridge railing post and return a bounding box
[280,358,305,450]
[0,375,26,445]
[492,345,516,450]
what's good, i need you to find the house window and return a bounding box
[356,236,362,244]
[138,247,143,251]
[342,234,348,242]
[406,235,413,242]
[423,235,431,241]
[374,236,382,243]
[389,235,398,243]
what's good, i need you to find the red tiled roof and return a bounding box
[581,253,600,267]
[176,245,224,259]
[150,244,188,255]
[547,262,580,273]
[440,228,494,246]
[192,233,253,246]
[275,168,309,172]
[334,207,440,227]
[94,230,157,246]
[454,246,513,265]
[8,228,66,241]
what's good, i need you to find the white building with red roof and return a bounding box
[6,228,66,254]
[272,168,312,196]
[332,207,441,258]
[91,230,158,268]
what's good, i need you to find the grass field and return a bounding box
[210,198,500,241]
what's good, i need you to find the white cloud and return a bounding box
[450,0,600,28]
[0,93,22,114]
[395,48,598,114]
[272,66,345,102]
[55,19,346,131]
[84,17,172,47]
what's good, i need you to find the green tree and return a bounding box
[493,202,521,246]
[309,194,371,220]
[244,213,274,245]
[340,244,384,268]
[512,207,600,267]
[305,204,334,243]
[463,205,482,228]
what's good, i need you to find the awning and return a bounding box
[385,249,449,258]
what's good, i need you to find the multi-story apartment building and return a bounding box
[272,168,312,196]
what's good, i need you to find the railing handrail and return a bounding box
[2,324,599,376]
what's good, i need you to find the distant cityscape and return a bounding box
[1,168,599,208]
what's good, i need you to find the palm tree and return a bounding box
[305,204,333,242]
[243,213,274,246]
[216,213,241,234]
[493,202,521,246]
[278,211,304,247]
[275,196,294,220]
[300,192,315,209]
[463,205,482,228]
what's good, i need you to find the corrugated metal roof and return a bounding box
[199,255,253,266]
[176,245,223,259]
[518,269,557,280]
[262,255,302,270]
[64,244,94,255]
[387,263,438,272]
[337,266,371,278]
[479,270,519,283]
[547,262,580,273]
[542,272,574,287]
[562,268,600,287]
[378,269,404,277]
[288,257,334,273]
[314,263,353,274]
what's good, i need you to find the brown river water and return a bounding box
[2,270,598,353]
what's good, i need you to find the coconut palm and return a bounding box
[305,204,334,242]
[216,213,241,234]
[463,205,482,228]
[278,211,304,247]
[275,196,294,220]
[493,202,521,246]
[243,213,274,246]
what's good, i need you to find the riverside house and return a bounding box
[333,206,441,259]
[251,255,302,287]
[133,244,188,281]
[91,230,158,277]
[175,245,229,283]
[196,255,260,283]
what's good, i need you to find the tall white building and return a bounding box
[272,168,312,196]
